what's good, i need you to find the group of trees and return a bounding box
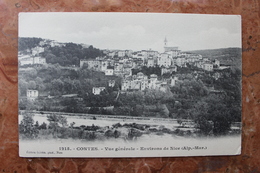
[170,67,241,135]
[19,113,69,139]
[19,38,241,136]
[18,63,122,114]
[19,64,121,97]
[43,44,104,66]
[19,62,241,135]
[132,66,161,77]
[18,37,43,54]
[19,37,104,67]
[114,90,172,117]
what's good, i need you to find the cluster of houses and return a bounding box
[21,38,227,100]
[18,46,46,66]
[19,39,68,66]
[19,39,89,66]
[121,73,178,92]
[81,38,222,94]
[80,38,221,77]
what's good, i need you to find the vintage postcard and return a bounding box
[18,12,242,157]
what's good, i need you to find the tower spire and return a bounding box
[164,36,168,47]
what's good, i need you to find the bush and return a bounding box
[196,118,213,136]
[38,122,47,130]
[19,113,39,139]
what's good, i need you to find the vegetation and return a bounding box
[186,48,241,68]
[18,38,241,136]
[132,66,161,77]
[19,113,39,139]
[19,65,241,136]
[43,44,104,66]
[19,113,199,141]
[19,37,104,67]
[18,37,44,53]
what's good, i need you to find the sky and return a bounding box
[19,12,241,52]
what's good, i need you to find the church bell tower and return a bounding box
[164,37,168,47]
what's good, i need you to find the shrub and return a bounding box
[19,113,39,139]
[38,122,47,130]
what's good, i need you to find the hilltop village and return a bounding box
[80,38,223,95]
[18,37,241,127]
[19,38,225,98]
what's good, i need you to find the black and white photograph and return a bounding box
[18,12,242,157]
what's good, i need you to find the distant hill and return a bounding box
[185,47,242,68]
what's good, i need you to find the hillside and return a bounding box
[185,47,241,67]
[18,37,44,52]
[18,37,104,66]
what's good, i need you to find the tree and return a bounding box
[25,99,38,110]
[28,80,37,90]
[45,53,57,64]
[19,113,39,139]
[192,100,212,135]
[192,94,238,136]
[195,116,213,135]
[61,98,80,113]
[18,79,28,96]
[34,121,39,129]
[47,114,68,138]
[207,98,232,135]
[158,104,169,118]
[38,122,47,130]
[144,89,172,105]
[50,79,64,96]
[26,68,38,80]
[88,107,100,114]
[18,37,43,52]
